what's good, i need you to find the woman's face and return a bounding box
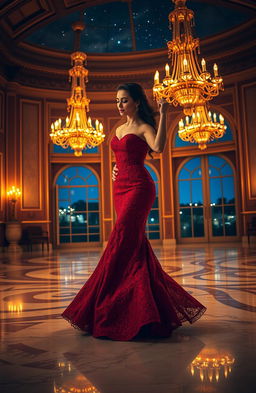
[116,89,138,117]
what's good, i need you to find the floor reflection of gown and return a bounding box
[62,133,206,341]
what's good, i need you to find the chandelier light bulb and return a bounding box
[219,114,224,124]
[154,70,160,84]
[213,63,218,77]
[165,63,170,77]
[183,58,188,72]
[201,58,206,72]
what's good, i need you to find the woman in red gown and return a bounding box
[62,83,206,340]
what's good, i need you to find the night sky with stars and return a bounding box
[25,0,252,53]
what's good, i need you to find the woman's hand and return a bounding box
[112,164,118,181]
[157,98,168,115]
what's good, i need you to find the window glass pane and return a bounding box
[180,208,192,237]
[178,168,190,180]
[56,166,100,244]
[85,174,98,185]
[88,212,99,225]
[192,179,203,205]
[60,235,71,243]
[223,177,235,204]
[147,210,159,224]
[71,221,86,234]
[88,187,99,199]
[89,234,100,242]
[148,232,160,240]
[59,227,70,235]
[59,211,71,224]
[224,206,237,236]
[89,226,100,234]
[193,207,204,237]
[179,181,191,206]
[88,201,99,211]
[193,168,202,178]
[58,188,69,200]
[212,206,224,236]
[145,164,157,181]
[184,157,201,172]
[208,155,226,168]
[77,167,93,179]
[72,235,87,243]
[69,176,87,186]
[220,163,233,176]
[70,189,86,209]
[210,178,222,204]
[208,167,220,177]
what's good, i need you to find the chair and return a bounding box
[26,226,49,252]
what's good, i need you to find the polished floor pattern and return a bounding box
[0,244,255,393]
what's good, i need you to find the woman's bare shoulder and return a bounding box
[139,123,156,137]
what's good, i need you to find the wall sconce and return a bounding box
[7,186,21,221]
[5,186,22,252]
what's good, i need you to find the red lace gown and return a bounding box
[62,133,206,340]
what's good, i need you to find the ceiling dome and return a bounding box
[24,0,253,53]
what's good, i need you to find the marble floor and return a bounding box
[0,244,255,393]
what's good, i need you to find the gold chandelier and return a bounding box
[153,0,225,149]
[50,22,105,157]
[153,0,223,115]
[178,104,227,150]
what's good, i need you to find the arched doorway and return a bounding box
[176,155,238,242]
[55,166,101,245]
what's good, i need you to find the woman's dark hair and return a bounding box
[116,83,156,158]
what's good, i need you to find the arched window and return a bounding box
[145,164,160,239]
[177,155,237,241]
[56,166,100,244]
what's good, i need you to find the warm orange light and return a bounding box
[153,0,224,117]
[50,51,105,157]
[7,186,21,201]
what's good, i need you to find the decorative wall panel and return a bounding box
[0,90,4,132]
[21,100,41,209]
[243,84,256,199]
[0,153,3,212]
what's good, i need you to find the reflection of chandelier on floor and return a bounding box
[50,21,105,157]
[153,0,225,149]
[190,353,235,382]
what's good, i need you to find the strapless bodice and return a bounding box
[111,134,149,171]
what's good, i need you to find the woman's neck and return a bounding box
[125,114,141,126]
